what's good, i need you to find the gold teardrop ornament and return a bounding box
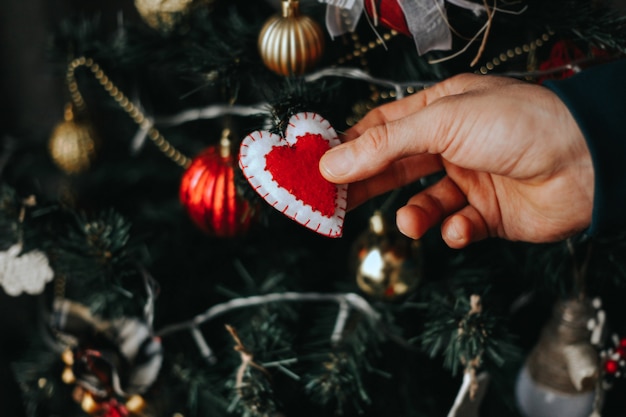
[48,104,98,175]
[258,0,325,76]
[352,211,423,301]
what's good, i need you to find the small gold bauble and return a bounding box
[48,104,97,175]
[352,211,423,300]
[61,366,76,385]
[125,394,147,414]
[80,391,102,415]
[134,0,214,31]
[258,0,325,76]
[61,348,74,366]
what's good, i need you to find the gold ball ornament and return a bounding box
[61,367,76,385]
[80,391,102,415]
[352,211,423,300]
[258,0,325,76]
[134,0,214,31]
[48,104,97,175]
[125,394,147,414]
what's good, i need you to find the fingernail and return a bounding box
[320,146,353,178]
[397,223,418,240]
[446,222,463,241]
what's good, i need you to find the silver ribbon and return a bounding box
[399,0,451,55]
[320,0,485,55]
[321,0,364,38]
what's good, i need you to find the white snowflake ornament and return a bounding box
[0,244,54,296]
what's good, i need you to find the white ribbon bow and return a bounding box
[319,0,484,55]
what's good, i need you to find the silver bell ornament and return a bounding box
[352,210,423,301]
[515,297,600,417]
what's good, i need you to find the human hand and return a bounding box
[319,73,594,248]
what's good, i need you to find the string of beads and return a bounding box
[67,57,192,168]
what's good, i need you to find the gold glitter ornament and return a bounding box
[134,0,213,31]
[258,0,325,76]
[80,391,102,415]
[352,210,423,300]
[126,394,147,414]
[48,104,98,175]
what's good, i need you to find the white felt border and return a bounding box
[239,112,348,238]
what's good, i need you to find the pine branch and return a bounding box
[50,208,149,319]
[421,290,520,376]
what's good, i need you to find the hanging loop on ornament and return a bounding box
[282,0,299,17]
[65,57,192,168]
[219,127,235,158]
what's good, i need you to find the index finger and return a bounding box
[342,74,480,142]
[320,73,496,184]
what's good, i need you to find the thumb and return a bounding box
[320,116,425,183]
[319,72,489,184]
[319,103,454,186]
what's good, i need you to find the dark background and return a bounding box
[0,2,134,413]
[0,0,135,138]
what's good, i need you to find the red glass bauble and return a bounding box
[604,359,619,375]
[364,0,411,37]
[180,139,256,237]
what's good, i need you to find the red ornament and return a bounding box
[604,359,619,375]
[264,133,336,217]
[180,132,257,237]
[102,400,129,417]
[364,0,411,37]
[537,40,586,83]
[238,112,347,238]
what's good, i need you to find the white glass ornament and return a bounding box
[0,244,54,296]
[515,364,595,417]
[514,298,600,417]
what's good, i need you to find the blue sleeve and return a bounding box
[542,59,626,236]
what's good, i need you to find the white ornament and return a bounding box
[514,297,601,417]
[448,371,490,417]
[0,244,54,296]
[515,364,595,417]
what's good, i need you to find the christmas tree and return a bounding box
[1,1,626,416]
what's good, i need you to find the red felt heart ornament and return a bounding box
[265,133,336,217]
[239,112,348,238]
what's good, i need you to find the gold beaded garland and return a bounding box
[66,57,191,168]
[476,31,554,75]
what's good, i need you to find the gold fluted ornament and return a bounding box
[258,0,325,76]
[48,104,98,175]
[352,211,423,300]
[134,0,214,31]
